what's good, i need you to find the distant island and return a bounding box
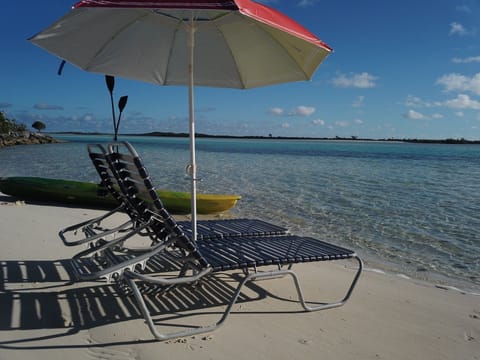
[54,131,480,145]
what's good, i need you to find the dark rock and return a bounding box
[0,132,63,148]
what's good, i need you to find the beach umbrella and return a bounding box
[30,0,332,241]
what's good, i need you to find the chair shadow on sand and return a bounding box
[0,256,278,348]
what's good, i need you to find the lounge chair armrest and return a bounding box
[59,204,127,246]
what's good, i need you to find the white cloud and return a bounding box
[312,119,325,125]
[281,122,290,128]
[456,5,472,13]
[405,95,426,108]
[455,111,465,117]
[289,106,316,116]
[452,56,480,64]
[269,106,316,117]
[196,106,216,113]
[353,118,364,124]
[83,114,94,122]
[33,103,64,110]
[268,107,284,116]
[404,95,442,108]
[298,0,317,6]
[335,121,350,127]
[436,73,480,95]
[403,109,427,120]
[352,96,365,108]
[449,22,476,36]
[431,113,444,119]
[0,102,12,109]
[332,72,378,88]
[449,22,468,36]
[444,94,480,110]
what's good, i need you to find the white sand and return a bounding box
[0,196,478,360]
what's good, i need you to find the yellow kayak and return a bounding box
[0,176,240,214]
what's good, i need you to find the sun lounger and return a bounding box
[58,144,138,247]
[63,141,362,341]
[60,142,287,249]
[62,141,288,282]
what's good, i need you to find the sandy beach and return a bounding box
[0,194,478,360]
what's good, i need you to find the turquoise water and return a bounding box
[1,134,479,292]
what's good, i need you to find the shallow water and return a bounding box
[1,134,479,291]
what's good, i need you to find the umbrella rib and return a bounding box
[211,12,246,89]
[84,12,151,72]
[213,14,319,88]
[163,19,184,85]
[254,20,312,82]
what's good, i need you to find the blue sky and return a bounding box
[1,0,480,139]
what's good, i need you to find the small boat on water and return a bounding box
[0,176,240,214]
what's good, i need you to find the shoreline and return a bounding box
[356,252,480,296]
[361,266,480,297]
[53,132,480,144]
[0,197,479,359]
[2,190,479,296]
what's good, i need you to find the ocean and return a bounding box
[1,134,479,292]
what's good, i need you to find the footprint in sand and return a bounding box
[85,336,139,359]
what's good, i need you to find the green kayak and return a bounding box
[0,176,240,214]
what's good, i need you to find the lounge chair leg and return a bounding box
[125,274,252,341]
[125,256,362,341]
[289,256,363,311]
[240,256,362,311]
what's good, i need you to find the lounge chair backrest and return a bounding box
[88,143,172,243]
[107,142,207,265]
[87,144,135,211]
[88,144,153,221]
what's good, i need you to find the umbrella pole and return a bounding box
[187,15,198,242]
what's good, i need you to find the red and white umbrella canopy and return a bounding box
[30,0,332,240]
[30,0,332,89]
